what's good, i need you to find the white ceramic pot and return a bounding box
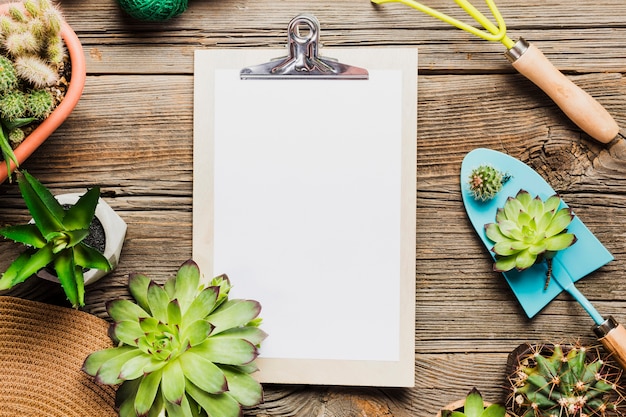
[35,193,127,285]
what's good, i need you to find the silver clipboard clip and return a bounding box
[240,14,369,80]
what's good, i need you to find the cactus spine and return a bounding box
[507,343,625,417]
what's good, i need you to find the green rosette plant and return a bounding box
[83,260,267,417]
[484,190,577,286]
[0,170,111,308]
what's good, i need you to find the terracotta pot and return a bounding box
[35,193,127,285]
[0,3,87,184]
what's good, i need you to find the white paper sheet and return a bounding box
[212,70,402,361]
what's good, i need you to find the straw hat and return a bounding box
[0,296,117,417]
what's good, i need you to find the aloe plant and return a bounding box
[0,170,111,308]
[83,260,267,417]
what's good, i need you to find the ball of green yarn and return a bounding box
[117,0,189,21]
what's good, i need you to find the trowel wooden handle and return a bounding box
[595,316,626,370]
[506,38,619,144]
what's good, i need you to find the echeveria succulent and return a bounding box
[83,260,267,417]
[485,190,577,276]
[0,170,111,308]
[441,387,506,417]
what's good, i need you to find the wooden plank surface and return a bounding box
[2,0,626,416]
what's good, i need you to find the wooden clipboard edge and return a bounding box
[192,48,417,388]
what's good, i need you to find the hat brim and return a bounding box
[0,296,117,416]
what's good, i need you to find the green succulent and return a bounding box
[441,388,506,417]
[507,343,624,417]
[468,165,511,202]
[83,260,267,417]
[0,170,111,308]
[485,190,576,281]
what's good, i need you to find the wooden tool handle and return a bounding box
[508,40,619,143]
[595,317,626,370]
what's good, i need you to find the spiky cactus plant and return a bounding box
[83,260,267,417]
[468,165,511,202]
[506,343,625,417]
[0,0,66,178]
[485,190,576,287]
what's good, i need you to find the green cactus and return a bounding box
[0,90,27,120]
[468,164,511,202]
[27,88,54,118]
[507,343,625,417]
[0,56,18,93]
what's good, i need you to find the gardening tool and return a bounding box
[371,0,620,144]
[461,148,626,369]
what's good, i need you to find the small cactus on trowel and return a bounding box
[485,190,576,287]
[506,343,625,417]
[468,164,510,202]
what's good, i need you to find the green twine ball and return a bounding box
[117,0,189,21]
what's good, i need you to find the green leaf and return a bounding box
[17,171,65,236]
[191,338,257,366]
[493,241,520,257]
[107,299,150,323]
[212,327,268,347]
[480,404,506,417]
[514,249,537,270]
[63,187,100,230]
[207,300,262,335]
[496,220,523,241]
[74,242,112,271]
[3,116,35,130]
[187,383,241,417]
[112,320,145,346]
[503,196,524,223]
[0,127,18,175]
[182,286,219,324]
[220,365,263,406]
[544,233,576,251]
[147,281,170,323]
[96,347,145,385]
[82,346,135,377]
[119,352,157,380]
[182,319,213,347]
[161,359,186,405]
[165,395,194,417]
[545,208,574,238]
[129,273,152,313]
[494,255,517,272]
[484,223,507,243]
[134,370,163,417]
[53,249,81,307]
[0,223,46,247]
[463,389,484,417]
[515,190,532,208]
[185,380,242,417]
[178,350,227,394]
[544,195,562,213]
[526,197,544,220]
[168,299,182,327]
[174,260,201,313]
[0,245,56,289]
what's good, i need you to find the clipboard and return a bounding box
[193,14,417,387]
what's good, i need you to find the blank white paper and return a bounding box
[212,70,403,362]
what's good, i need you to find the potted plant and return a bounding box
[0,0,86,184]
[0,170,126,308]
[437,388,507,417]
[505,342,625,417]
[83,260,267,417]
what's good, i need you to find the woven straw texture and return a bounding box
[118,0,189,21]
[0,296,117,417]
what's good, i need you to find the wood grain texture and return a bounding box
[1,0,626,416]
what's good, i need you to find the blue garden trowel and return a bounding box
[461,148,626,369]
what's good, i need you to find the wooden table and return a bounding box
[1,0,626,415]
